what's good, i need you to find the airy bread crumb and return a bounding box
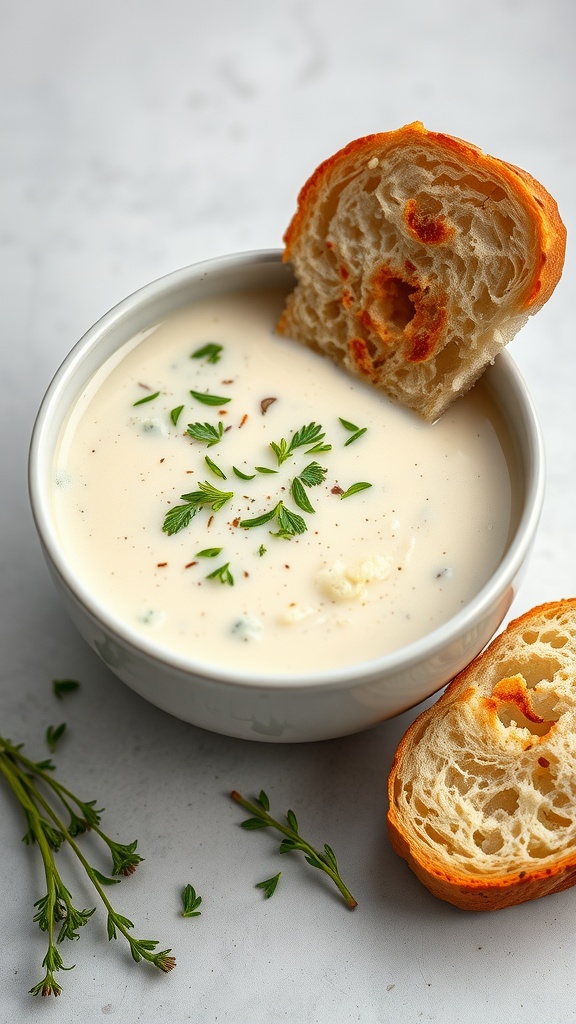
[387,599,576,910]
[279,122,566,421]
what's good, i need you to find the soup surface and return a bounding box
[52,288,515,675]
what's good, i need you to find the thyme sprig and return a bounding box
[231,789,357,910]
[0,736,175,997]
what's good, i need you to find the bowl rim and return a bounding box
[28,248,545,692]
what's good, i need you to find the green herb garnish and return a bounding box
[340,482,372,499]
[196,547,223,558]
[162,483,234,535]
[258,544,267,557]
[339,417,368,446]
[255,466,278,475]
[204,455,227,479]
[185,421,225,447]
[232,466,256,481]
[255,872,281,899]
[239,502,307,538]
[344,428,367,446]
[170,405,184,426]
[305,442,332,455]
[291,461,328,512]
[271,504,307,538]
[338,417,359,432]
[189,389,231,407]
[0,735,175,997]
[291,478,315,514]
[181,885,202,918]
[133,391,160,407]
[231,790,356,910]
[205,562,234,586]
[191,343,223,363]
[270,423,325,466]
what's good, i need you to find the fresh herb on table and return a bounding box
[181,884,202,918]
[255,872,281,899]
[0,735,175,997]
[52,679,81,700]
[45,723,66,753]
[231,789,357,910]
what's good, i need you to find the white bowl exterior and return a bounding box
[29,251,544,742]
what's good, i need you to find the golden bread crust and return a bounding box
[387,599,576,911]
[281,123,566,421]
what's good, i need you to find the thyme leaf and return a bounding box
[340,482,372,499]
[189,389,231,407]
[233,466,256,480]
[344,428,367,447]
[133,391,160,407]
[204,455,227,480]
[255,872,281,899]
[339,417,368,446]
[181,884,202,918]
[290,477,315,514]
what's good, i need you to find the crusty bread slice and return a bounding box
[279,122,566,421]
[387,600,576,911]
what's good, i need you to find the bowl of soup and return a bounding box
[28,250,544,741]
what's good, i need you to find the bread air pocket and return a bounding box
[387,599,576,910]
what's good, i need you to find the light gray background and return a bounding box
[1,1,575,1021]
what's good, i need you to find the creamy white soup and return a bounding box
[52,288,515,675]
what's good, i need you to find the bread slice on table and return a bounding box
[387,600,576,911]
[279,122,566,421]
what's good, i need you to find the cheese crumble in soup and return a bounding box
[52,289,515,676]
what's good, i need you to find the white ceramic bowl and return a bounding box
[29,250,544,743]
